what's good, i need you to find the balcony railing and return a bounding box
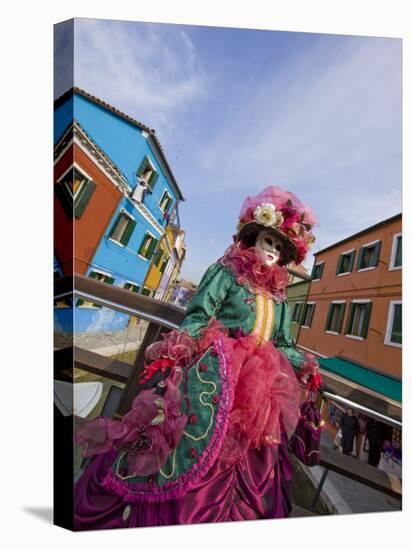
[54,273,401,519]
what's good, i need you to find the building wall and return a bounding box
[54,145,74,275]
[145,238,169,292]
[298,216,402,378]
[73,144,123,274]
[88,196,162,288]
[54,90,183,293]
[72,94,178,227]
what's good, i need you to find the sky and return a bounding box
[55,18,402,283]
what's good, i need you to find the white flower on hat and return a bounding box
[254,203,283,227]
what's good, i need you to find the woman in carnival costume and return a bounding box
[74,186,324,529]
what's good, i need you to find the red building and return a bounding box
[54,121,126,275]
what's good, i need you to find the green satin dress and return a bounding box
[180,260,306,369]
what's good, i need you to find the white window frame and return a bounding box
[345,299,371,340]
[357,240,380,272]
[325,300,346,335]
[384,300,402,348]
[301,302,316,329]
[312,261,325,282]
[336,248,355,277]
[388,233,402,271]
[158,189,172,214]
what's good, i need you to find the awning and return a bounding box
[318,357,402,403]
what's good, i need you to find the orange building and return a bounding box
[54,121,125,276]
[297,213,402,380]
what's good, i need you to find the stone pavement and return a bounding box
[304,429,401,515]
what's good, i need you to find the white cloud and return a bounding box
[71,19,208,136]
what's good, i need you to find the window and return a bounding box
[136,156,158,192]
[336,249,356,275]
[384,301,402,347]
[153,248,164,268]
[159,190,173,214]
[138,233,159,260]
[312,262,324,281]
[291,302,303,323]
[159,256,169,274]
[141,287,154,297]
[356,240,381,271]
[108,211,136,246]
[55,167,96,220]
[345,301,372,339]
[301,303,316,328]
[54,297,72,308]
[77,271,115,307]
[389,233,402,270]
[124,282,140,293]
[325,302,346,334]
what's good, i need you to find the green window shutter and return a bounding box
[356,247,365,270]
[394,236,402,267]
[108,214,120,238]
[336,255,343,275]
[138,234,151,255]
[75,179,96,219]
[104,276,115,285]
[302,304,309,325]
[137,156,149,177]
[337,303,346,333]
[361,302,372,338]
[154,249,163,267]
[325,304,334,330]
[371,241,381,267]
[55,183,73,219]
[391,304,402,344]
[147,238,158,259]
[319,263,325,279]
[120,219,136,246]
[165,196,173,212]
[133,285,140,293]
[309,304,316,326]
[142,287,151,296]
[348,251,356,272]
[345,303,355,334]
[311,263,317,278]
[160,257,169,274]
[147,170,159,191]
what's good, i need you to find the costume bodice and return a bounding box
[180,262,305,368]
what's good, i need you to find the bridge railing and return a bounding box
[54,273,401,514]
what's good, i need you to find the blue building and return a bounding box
[54,88,185,332]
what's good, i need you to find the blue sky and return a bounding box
[55,18,402,283]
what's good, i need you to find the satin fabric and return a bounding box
[180,262,305,368]
[74,432,294,530]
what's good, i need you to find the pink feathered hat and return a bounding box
[236,186,318,265]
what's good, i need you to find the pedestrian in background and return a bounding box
[339,408,360,456]
[366,418,385,466]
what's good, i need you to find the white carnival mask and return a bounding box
[256,229,284,267]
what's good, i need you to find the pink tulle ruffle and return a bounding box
[216,333,301,465]
[220,243,288,302]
